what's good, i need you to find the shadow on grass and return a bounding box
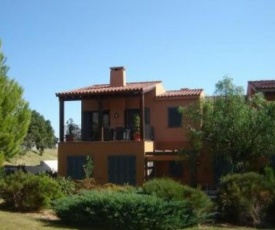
[38,218,108,230]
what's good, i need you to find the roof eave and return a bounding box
[155,94,201,100]
[56,89,146,101]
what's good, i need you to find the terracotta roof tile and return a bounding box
[157,89,203,98]
[56,81,161,97]
[248,80,275,90]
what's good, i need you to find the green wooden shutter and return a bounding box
[67,156,86,179]
[108,155,136,185]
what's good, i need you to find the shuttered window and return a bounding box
[168,107,182,128]
[67,156,86,179]
[108,155,136,185]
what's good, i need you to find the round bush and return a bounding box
[142,177,184,201]
[55,176,76,195]
[142,178,214,223]
[217,172,275,227]
[0,170,64,211]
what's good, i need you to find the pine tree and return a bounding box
[0,41,31,164]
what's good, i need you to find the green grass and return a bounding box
[4,149,57,166]
[186,225,256,230]
[0,209,258,230]
[0,209,75,230]
[0,209,107,230]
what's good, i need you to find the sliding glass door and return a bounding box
[82,111,110,141]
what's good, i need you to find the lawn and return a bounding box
[4,149,57,166]
[0,209,67,230]
[0,209,257,230]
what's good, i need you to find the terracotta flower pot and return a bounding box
[65,134,74,142]
[133,132,141,141]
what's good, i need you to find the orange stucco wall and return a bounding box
[58,141,154,185]
[153,98,195,142]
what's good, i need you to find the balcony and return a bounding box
[67,125,154,142]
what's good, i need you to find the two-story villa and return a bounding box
[56,67,213,186]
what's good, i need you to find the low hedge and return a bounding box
[53,190,197,230]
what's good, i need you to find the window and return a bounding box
[67,156,86,179]
[82,110,110,141]
[108,155,136,185]
[168,107,182,127]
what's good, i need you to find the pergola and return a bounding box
[56,84,156,142]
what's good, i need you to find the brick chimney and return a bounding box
[110,67,126,87]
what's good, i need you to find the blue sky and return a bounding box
[1,0,275,136]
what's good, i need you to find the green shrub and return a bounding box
[103,183,137,193]
[0,153,5,166]
[263,167,275,225]
[74,177,98,191]
[142,178,214,223]
[142,177,184,201]
[53,190,197,230]
[73,179,137,194]
[181,184,215,222]
[217,172,275,227]
[0,170,64,211]
[263,166,275,185]
[55,177,76,195]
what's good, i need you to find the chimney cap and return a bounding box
[110,66,125,70]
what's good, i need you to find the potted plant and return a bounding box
[65,118,78,141]
[133,114,141,141]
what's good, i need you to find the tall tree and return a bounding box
[0,41,31,164]
[22,110,57,154]
[183,77,275,176]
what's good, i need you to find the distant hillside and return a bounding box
[5,149,57,166]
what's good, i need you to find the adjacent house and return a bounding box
[247,80,275,170]
[247,80,275,101]
[56,67,214,186]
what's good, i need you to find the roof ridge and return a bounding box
[78,81,161,89]
[126,80,162,84]
[165,88,203,92]
[249,80,275,83]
